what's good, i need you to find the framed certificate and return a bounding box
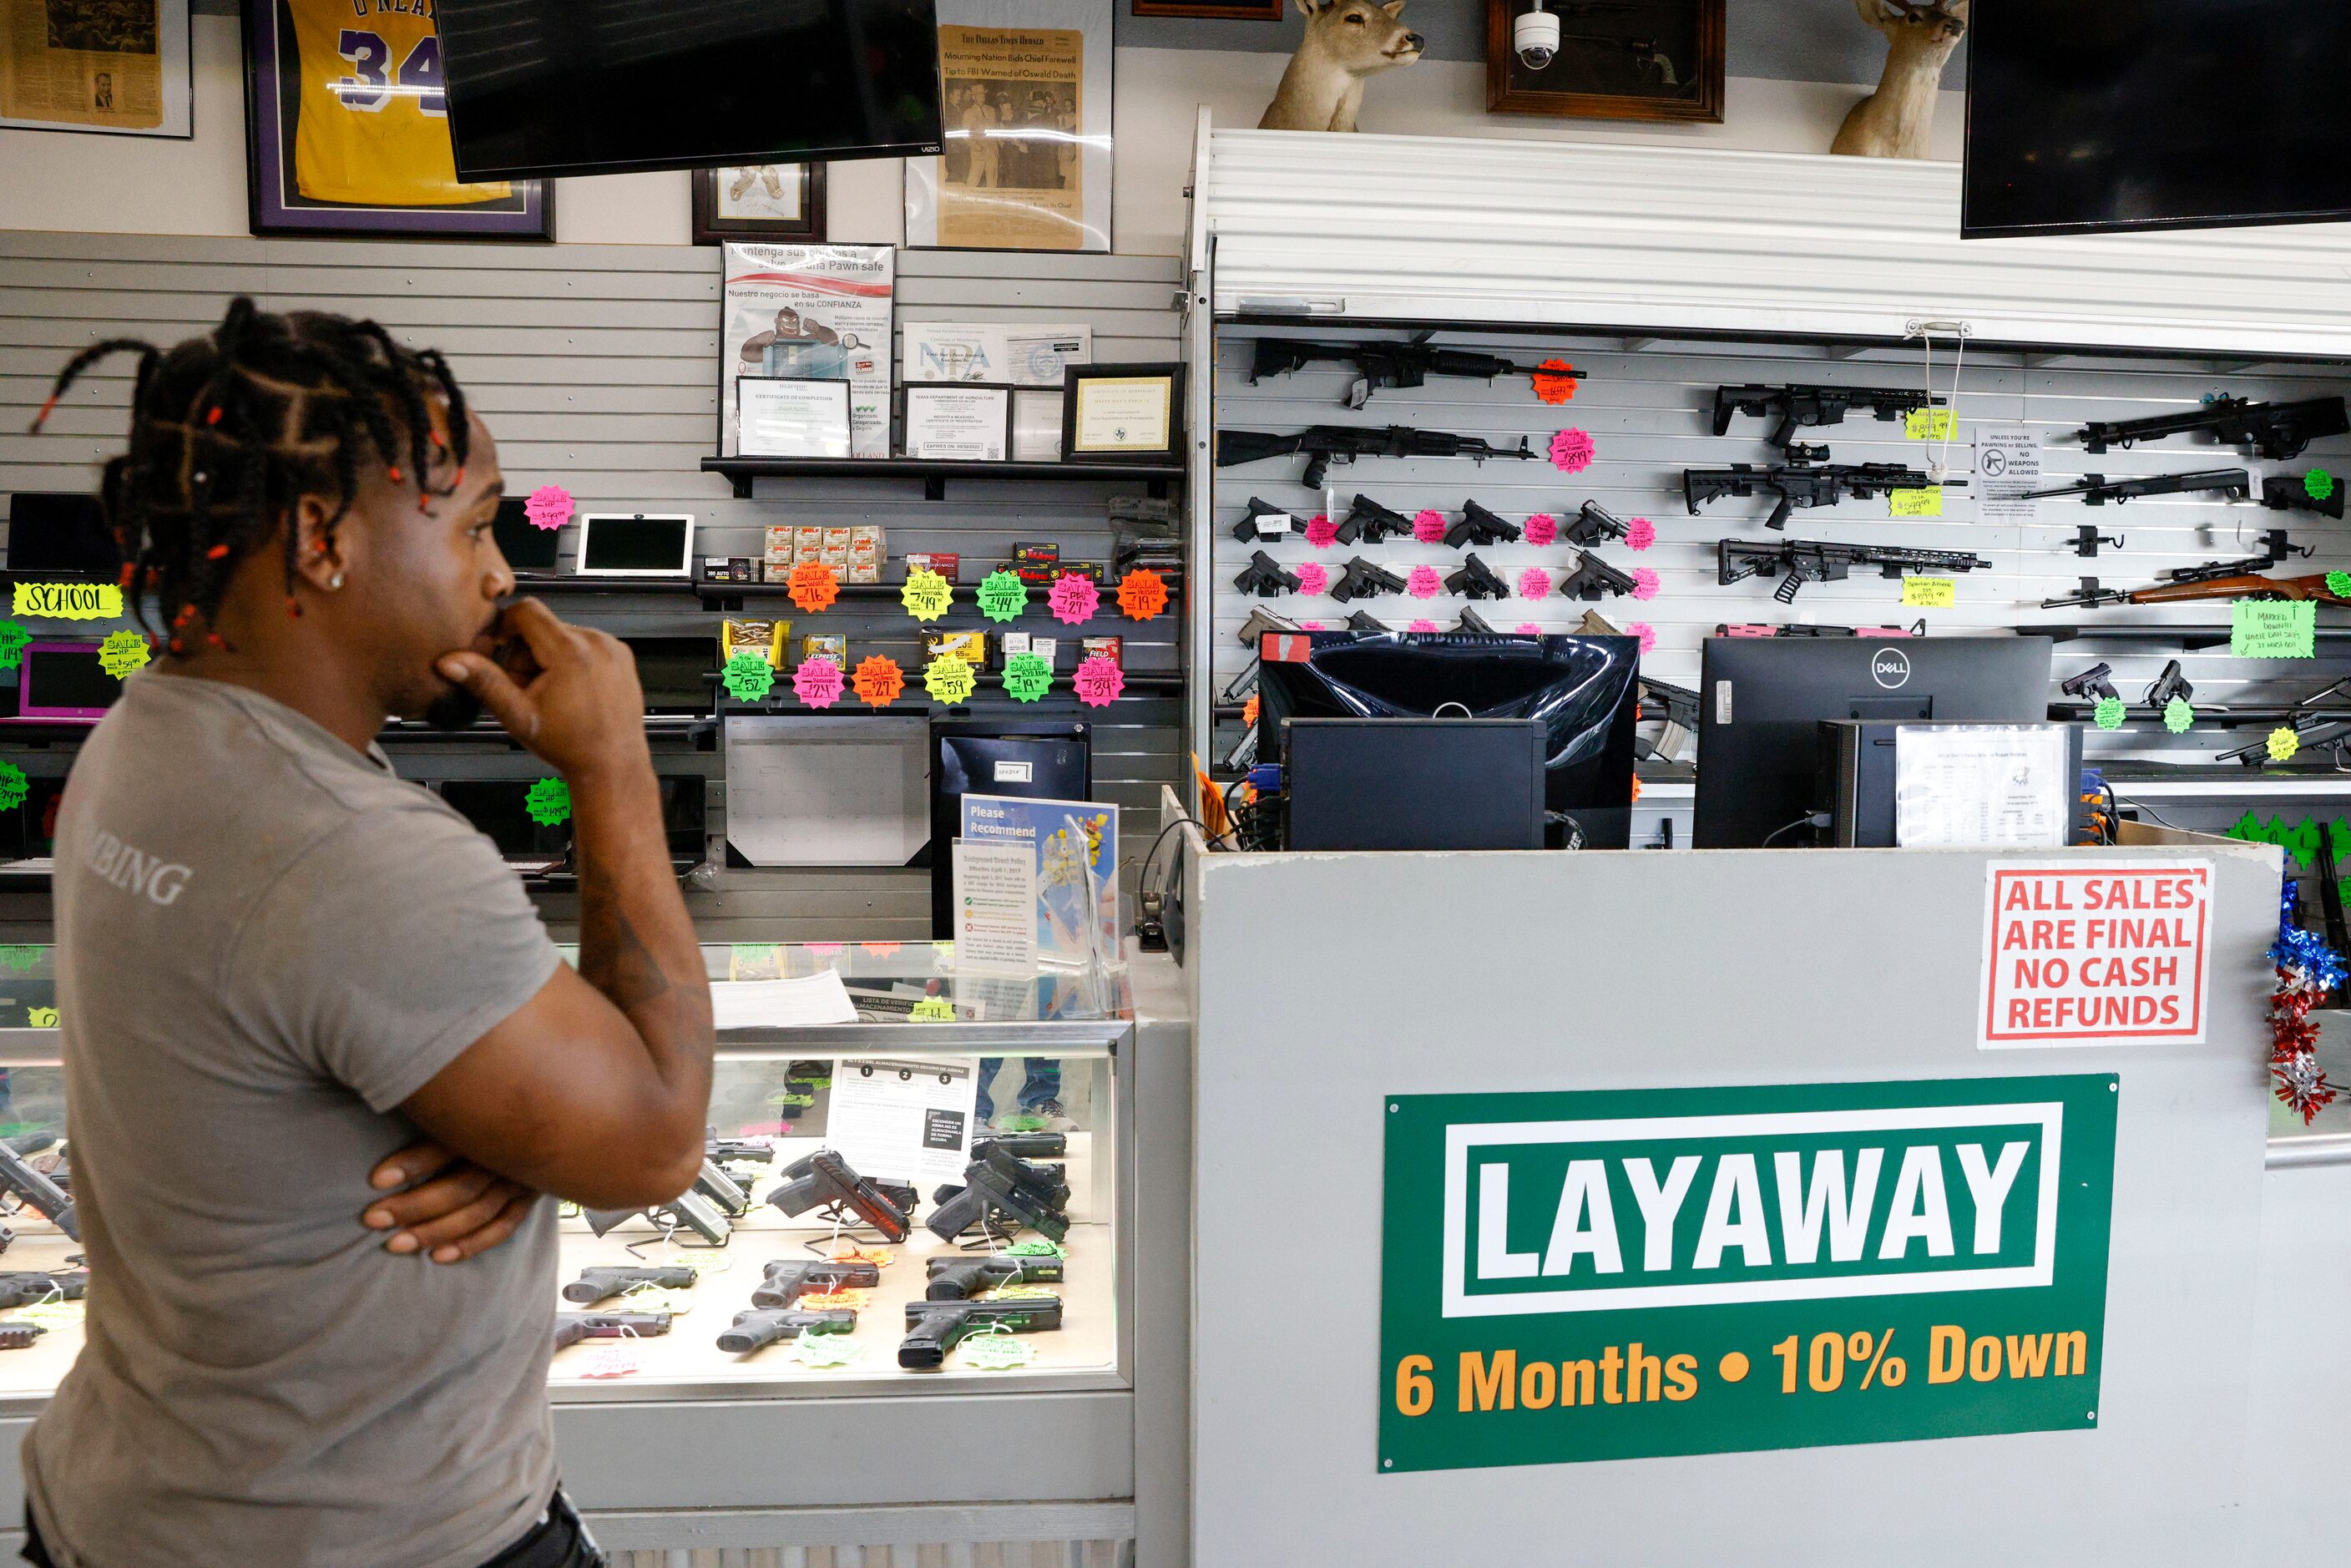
[902,383,1013,461]
[737,377,852,458]
[1062,362,1183,463]
[1011,387,1064,461]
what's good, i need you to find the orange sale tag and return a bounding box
[1532,358,1580,405]
[852,655,905,707]
[1116,568,1170,621]
[787,561,840,613]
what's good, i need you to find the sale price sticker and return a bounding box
[1073,655,1124,707]
[976,569,1029,622]
[1116,568,1170,620]
[923,655,978,705]
[852,655,905,708]
[1047,573,1100,625]
[1979,861,2212,1046]
[793,656,845,708]
[901,569,953,622]
[787,561,840,614]
[1002,652,1053,702]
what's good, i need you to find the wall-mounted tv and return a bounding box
[1964,0,2351,237]
[437,0,944,183]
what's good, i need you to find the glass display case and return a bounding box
[0,939,1132,1408]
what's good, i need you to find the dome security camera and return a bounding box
[1514,3,1560,69]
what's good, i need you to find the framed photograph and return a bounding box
[1484,0,1724,124]
[1061,362,1184,464]
[1012,387,1064,461]
[903,384,1013,462]
[690,163,827,245]
[1130,0,1283,16]
[243,0,552,237]
[0,0,191,137]
[906,0,1112,252]
[738,377,853,460]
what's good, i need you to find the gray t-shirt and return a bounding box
[23,670,565,1568]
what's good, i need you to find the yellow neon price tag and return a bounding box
[1904,408,1956,440]
[1900,576,1957,609]
[901,569,953,622]
[1888,488,1944,518]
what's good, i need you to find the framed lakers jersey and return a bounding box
[242,0,549,237]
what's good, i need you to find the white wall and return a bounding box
[0,20,1959,256]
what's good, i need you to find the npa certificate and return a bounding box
[1071,376,1172,453]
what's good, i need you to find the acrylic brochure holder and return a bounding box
[952,793,1125,1014]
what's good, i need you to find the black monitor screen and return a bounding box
[580,515,691,574]
[8,493,117,576]
[438,781,569,859]
[493,498,560,572]
[620,636,719,711]
[1256,631,1639,849]
[437,0,944,182]
[1964,1,2351,236]
[1693,636,2054,847]
[25,648,120,713]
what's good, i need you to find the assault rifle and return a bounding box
[2265,474,2345,521]
[1232,550,1301,599]
[1216,425,1539,489]
[1342,494,1415,544]
[1716,622,1921,638]
[768,1150,912,1243]
[1565,500,1633,547]
[1719,538,1992,604]
[899,1295,1063,1371]
[2022,468,2252,506]
[926,1252,1067,1301]
[1444,554,1509,600]
[1329,557,1407,604]
[1684,462,1946,530]
[716,1307,856,1354]
[1250,338,1579,407]
[2041,571,2351,610]
[1559,551,1638,601]
[2075,394,2348,460]
[1711,384,1943,450]
[1637,676,1699,764]
[1445,499,1521,548]
[748,1257,882,1308]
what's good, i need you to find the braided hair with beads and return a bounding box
[26,296,472,655]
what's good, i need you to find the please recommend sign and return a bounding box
[1378,1075,2116,1474]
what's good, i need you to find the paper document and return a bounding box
[953,839,1041,976]
[825,1057,981,1185]
[710,970,858,1029]
[1894,726,2069,848]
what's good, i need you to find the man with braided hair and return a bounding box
[18,299,715,1567]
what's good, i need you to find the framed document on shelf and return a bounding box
[902,383,1013,461]
[737,377,852,458]
[1061,362,1183,463]
[1011,387,1064,461]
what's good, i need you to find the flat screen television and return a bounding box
[6,493,116,577]
[1964,1,2351,237]
[436,0,944,183]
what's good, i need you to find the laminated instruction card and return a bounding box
[957,794,1120,979]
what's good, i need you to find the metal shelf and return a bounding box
[701,455,1185,501]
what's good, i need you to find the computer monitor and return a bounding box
[928,723,1090,937]
[1693,636,2055,848]
[3,641,121,724]
[6,493,115,577]
[575,513,695,577]
[493,497,561,574]
[1283,718,1546,852]
[437,781,572,870]
[619,636,720,714]
[1254,630,1640,848]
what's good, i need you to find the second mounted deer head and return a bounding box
[1257,0,1424,134]
[1831,0,1968,159]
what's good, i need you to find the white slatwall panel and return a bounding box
[1197,124,2351,357]
[1208,325,2351,771]
[0,235,1184,938]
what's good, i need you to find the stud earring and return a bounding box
[327,572,344,590]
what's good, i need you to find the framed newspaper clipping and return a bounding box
[905,0,1111,253]
[0,0,190,137]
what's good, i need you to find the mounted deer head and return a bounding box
[1257,0,1424,134]
[1831,0,1968,159]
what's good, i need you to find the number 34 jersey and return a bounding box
[289,0,512,207]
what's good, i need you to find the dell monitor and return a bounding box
[1693,636,2055,848]
[437,0,943,183]
[1254,629,1640,848]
